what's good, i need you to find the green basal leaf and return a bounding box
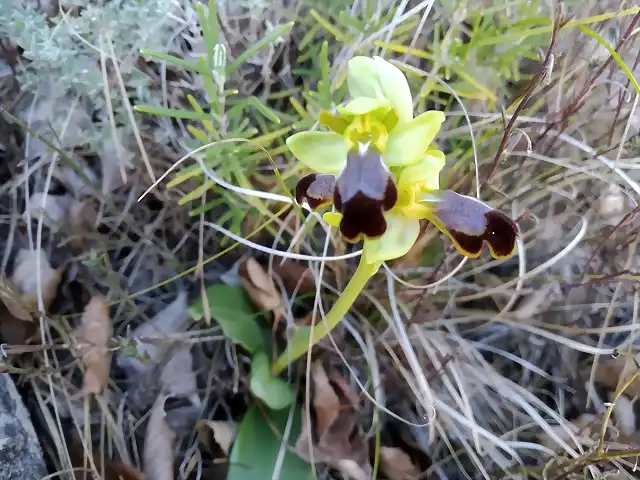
[189,284,263,353]
[228,404,313,480]
[249,351,294,410]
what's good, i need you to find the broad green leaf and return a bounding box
[249,352,294,410]
[228,404,313,480]
[189,284,263,353]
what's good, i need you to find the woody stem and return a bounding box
[271,257,379,375]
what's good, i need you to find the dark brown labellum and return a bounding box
[333,150,398,241]
[434,190,518,258]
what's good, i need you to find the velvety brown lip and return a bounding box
[332,150,398,241]
[481,209,518,258]
[336,192,388,241]
[295,173,336,210]
[432,191,518,258]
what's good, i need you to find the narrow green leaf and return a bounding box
[188,197,226,216]
[228,404,313,480]
[134,105,213,121]
[578,25,640,97]
[178,179,214,205]
[189,284,263,353]
[226,22,294,74]
[139,49,206,75]
[248,96,282,124]
[250,352,294,410]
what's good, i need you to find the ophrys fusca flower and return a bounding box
[287,56,518,266]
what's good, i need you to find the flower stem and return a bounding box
[272,258,379,375]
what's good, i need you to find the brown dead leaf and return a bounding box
[295,361,371,480]
[75,296,113,396]
[144,395,175,480]
[273,260,316,295]
[69,431,147,480]
[593,356,640,397]
[67,199,98,252]
[0,304,38,344]
[102,463,147,480]
[610,392,637,439]
[116,293,197,406]
[380,447,419,480]
[117,292,189,374]
[159,343,200,407]
[0,249,62,320]
[537,414,599,452]
[196,420,236,456]
[238,256,283,326]
[24,192,75,230]
[513,284,556,321]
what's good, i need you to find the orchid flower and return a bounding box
[272,56,518,374]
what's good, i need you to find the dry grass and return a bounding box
[1,0,640,479]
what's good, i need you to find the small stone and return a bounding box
[0,374,47,480]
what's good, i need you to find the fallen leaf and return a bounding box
[53,155,99,197]
[599,184,627,226]
[197,420,236,456]
[102,463,147,480]
[0,248,63,320]
[75,296,113,396]
[273,260,315,295]
[96,131,135,194]
[117,292,190,375]
[295,361,370,480]
[159,343,200,407]
[379,447,420,480]
[593,356,640,397]
[66,198,98,252]
[610,392,636,437]
[144,395,175,480]
[24,192,75,230]
[238,257,283,326]
[513,284,556,321]
[69,431,147,480]
[0,304,38,344]
[24,89,93,163]
[537,414,599,452]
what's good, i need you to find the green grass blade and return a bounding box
[226,22,294,74]
[134,105,214,121]
[139,49,206,75]
[578,25,640,97]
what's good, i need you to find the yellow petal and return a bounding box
[347,56,413,123]
[286,131,348,175]
[383,111,445,167]
[337,97,390,116]
[363,213,420,264]
[397,149,446,191]
[372,56,413,123]
[319,110,351,134]
[347,56,382,100]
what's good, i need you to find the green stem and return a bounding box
[272,258,379,375]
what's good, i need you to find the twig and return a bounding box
[481,9,566,189]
